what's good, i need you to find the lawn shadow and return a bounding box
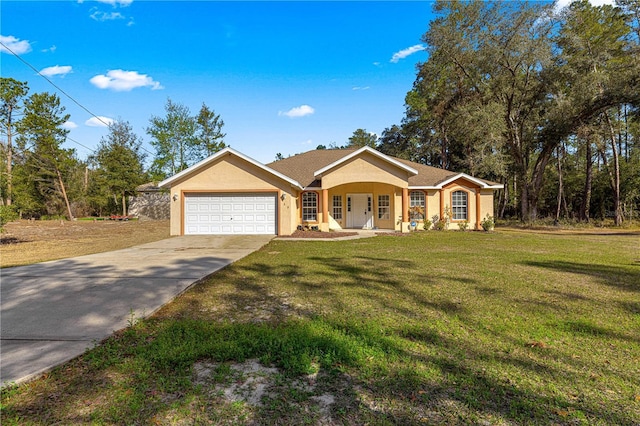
[523,260,640,292]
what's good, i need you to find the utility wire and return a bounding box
[1,40,155,157]
[66,135,97,155]
[1,40,112,128]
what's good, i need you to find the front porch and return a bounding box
[300,183,412,233]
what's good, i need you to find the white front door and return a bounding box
[346,194,373,229]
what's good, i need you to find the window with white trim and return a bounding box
[378,195,390,220]
[451,190,468,220]
[332,195,343,220]
[410,191,426,220]
[302,192,318,222]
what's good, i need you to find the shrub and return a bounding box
[458,220,469,231]
[423,219,432,231]
[0,205,19,232]
[481,214,495,232]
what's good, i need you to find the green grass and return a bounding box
[2,230,639,425]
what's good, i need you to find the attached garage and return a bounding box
[184,193,277,235]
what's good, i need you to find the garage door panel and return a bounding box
[184,193,276,235]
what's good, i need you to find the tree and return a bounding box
[90,120,147,216]
[194,103,226,161]
[556,0,636,225]
[147,99,197,179]
[148,99,228,179]
[404,0,640,222]
[347,128,378,148]
[16,92,75,219]
[0,78,29,206]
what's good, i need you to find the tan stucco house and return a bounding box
[158,146,502,236]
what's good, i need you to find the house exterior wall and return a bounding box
[441,178,482,229]
[426,190,440,225]
[166,155,297,236]
[480,190,495,220]
[320,153,410,189]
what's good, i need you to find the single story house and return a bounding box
[158,146,502,236]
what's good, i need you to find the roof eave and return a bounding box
[158,147,304,190]
[430,173,504,189]
[313,146,418,178]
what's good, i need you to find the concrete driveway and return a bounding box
[0,235,273,387]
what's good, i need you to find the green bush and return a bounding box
[0,205,19,232]
[481,214,495,231]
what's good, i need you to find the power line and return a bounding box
[65,135,96,155]
[1,40,155,158]
[1,40,112,128]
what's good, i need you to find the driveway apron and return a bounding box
[0,235,273,387]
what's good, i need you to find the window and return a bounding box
[451,190,468,220]
[302,192,318,222]
[378,195,390,220]
[410,191,425,220]
[332,195,343,220]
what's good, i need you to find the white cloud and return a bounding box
[278,105,315,118]
[390,44,425,63]
[62,121,78,129]
[40,65,73,77]
[554,0,616,13]
[90,10,125,22]
[0,35,32,55]
[85,116,114,127]
[42,45,57,53]
[97,0,133,6]
[90,69,163,91]
[352,86,370,91]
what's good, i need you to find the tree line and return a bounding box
[374,0,640,225]
[0,82,225,220]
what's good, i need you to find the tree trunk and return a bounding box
[56,168,73,220]
[580,138,593,222]
[121,191,127,216]
[440,124,449,169]
[555,145,564,224]
[6,104,13,205]
[603,112,622,226]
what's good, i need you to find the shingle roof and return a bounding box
[267,149,358,187]
[266,149,499,188]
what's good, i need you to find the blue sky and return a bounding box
[1,0,434,164]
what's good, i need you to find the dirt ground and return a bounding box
[0,219,170,268]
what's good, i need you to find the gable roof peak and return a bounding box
[313,146,418,178]
[158,147,303,190]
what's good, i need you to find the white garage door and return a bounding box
[184,193,277,235]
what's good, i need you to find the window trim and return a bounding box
[377,194,390,220]
[302,191,319,222]
[450,190,469,221]
[332,195,343,220]
[409,190,426,220]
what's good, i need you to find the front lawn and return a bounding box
[2,230,639,425]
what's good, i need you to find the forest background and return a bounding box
[1,0,639,226]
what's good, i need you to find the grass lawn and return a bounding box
[0,219,170,268]
[2,229,639,425]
